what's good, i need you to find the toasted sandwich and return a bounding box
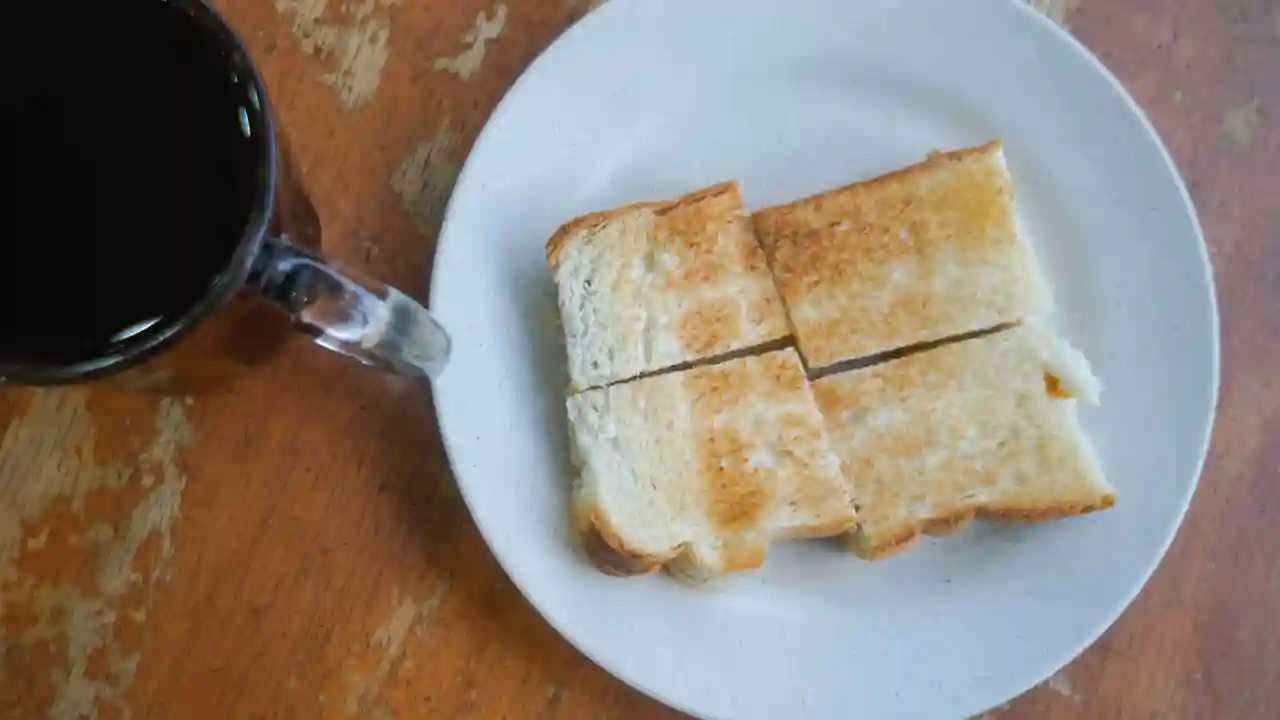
[752,141,1051,370]
[567,348,856,581]
[548,182,790,391]
[811,322,1113,559]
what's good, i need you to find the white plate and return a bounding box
[430,0,1219,717]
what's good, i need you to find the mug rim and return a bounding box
[0,0,279,386]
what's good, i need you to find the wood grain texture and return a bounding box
[1,0,1275,718]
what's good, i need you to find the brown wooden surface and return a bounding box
[2,0,1276,717]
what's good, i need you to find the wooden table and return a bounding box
[3,1,1276,717]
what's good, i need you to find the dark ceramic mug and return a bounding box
[1,0,450,389]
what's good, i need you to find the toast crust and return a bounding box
[752,141,1004,248]
[788,515,860,539]
[546,182,739,270]
[852,496,1117,560]
[575,506,673,576]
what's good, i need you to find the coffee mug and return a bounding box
[1,0,450,389]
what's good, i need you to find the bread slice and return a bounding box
[811,322,1113,560]
[548,182,790,391]
[752,141,1052,370]
[566,347,856,581]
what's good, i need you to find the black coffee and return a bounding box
[2,0,267,369]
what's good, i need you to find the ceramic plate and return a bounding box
[431,0,1218,717]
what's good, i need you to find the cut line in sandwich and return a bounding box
[574,336,795,393]
[806,322,1019,381]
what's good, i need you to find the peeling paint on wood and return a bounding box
[390,122,462,236]
[275,0,397,108]
[1046,670,1079,701]
[342,581,451,717]
[1,391,131,578]
[1028,0,1082,27]
[1,392,195,718]
[433,3,508,81]
[1222,97,1263,149]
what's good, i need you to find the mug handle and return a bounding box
[250,234,451,380]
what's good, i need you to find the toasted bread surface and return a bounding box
[549,182,790,391]
[753,141,1051,368]
[566,348,856,579]
[811,323,1113,559]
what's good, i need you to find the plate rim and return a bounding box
[429,0,1221,716]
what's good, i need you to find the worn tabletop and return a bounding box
[2,0,1277,717]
